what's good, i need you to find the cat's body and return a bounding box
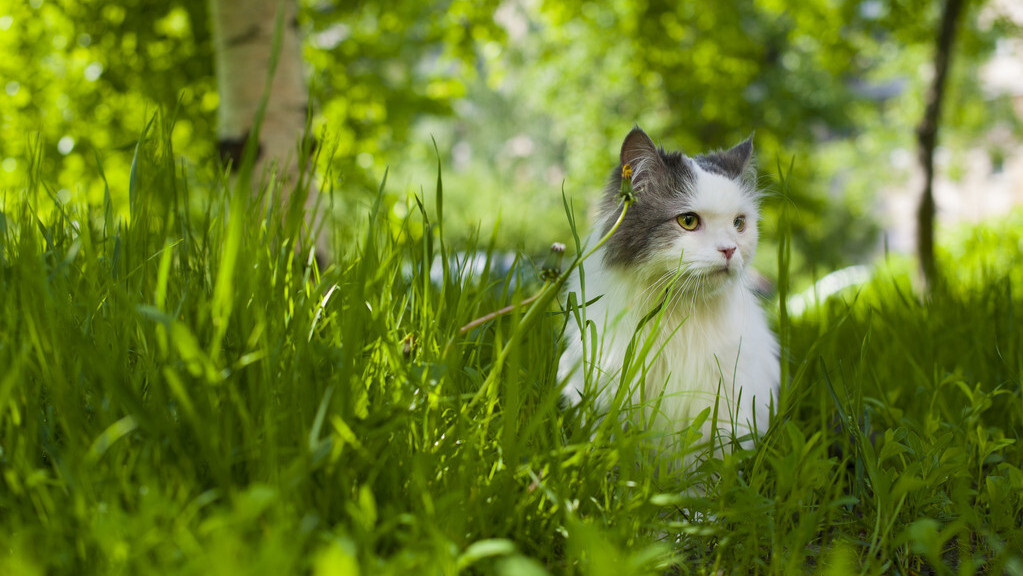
[559,127,779,453]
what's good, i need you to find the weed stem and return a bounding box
[459,282,550,334]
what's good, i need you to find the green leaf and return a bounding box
[457,539,517,570]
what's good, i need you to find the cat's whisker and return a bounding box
[667,271,700,317]
[640,271,676,312]
[648,269,688,316]
[685,275,704,317]
[663,273,686,313]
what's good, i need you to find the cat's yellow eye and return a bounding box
[677,213,700,231]
[734,215,746,232]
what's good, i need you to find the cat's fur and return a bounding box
[559,127,779,454]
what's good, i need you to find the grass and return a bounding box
[1,125,1021,575]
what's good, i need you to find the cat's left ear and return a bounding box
[620,126,674,188]
[719,136,756,182]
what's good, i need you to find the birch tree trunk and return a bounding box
[916,0,966,290]
[209,0,328,261]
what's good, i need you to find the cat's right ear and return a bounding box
[620,127,663,184]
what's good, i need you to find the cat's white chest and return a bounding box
[560,266,779,445]
[648,296,773,435]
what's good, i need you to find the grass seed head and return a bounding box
[540,242,566,281]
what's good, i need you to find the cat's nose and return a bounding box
[719,246,736,260]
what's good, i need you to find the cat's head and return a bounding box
[599,126,760,293]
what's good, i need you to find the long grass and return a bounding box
[1,125,1021,575]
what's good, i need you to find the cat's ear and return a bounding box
[718,136,756,181]
[619,126,664,184]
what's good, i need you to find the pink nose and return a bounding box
[719,247,736,260]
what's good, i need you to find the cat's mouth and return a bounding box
[687,266,731,282]
[674,263,735,281]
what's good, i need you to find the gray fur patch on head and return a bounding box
[598,128,756,269]
[692,137,756,184]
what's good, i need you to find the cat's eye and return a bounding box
[677,213,701,231]
[734,215,746,232]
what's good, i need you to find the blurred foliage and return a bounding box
[306,0,503,190]
[1,0,1021,280]
[937,207,1023,290]
[0,0,214,213]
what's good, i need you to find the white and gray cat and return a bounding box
[559,126,779,455]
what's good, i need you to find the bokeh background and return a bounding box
[1,0,1021,287]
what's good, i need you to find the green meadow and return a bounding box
[1,124,1020,575]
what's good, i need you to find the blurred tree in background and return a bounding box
[1,0,1020,283]
[0,0,213,209]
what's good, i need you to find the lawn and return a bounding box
[1,132,1021,575]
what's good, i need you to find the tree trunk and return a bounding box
[209,0,328,260]
[916,0,966,290]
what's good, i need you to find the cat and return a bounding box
[559,126,779,458]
